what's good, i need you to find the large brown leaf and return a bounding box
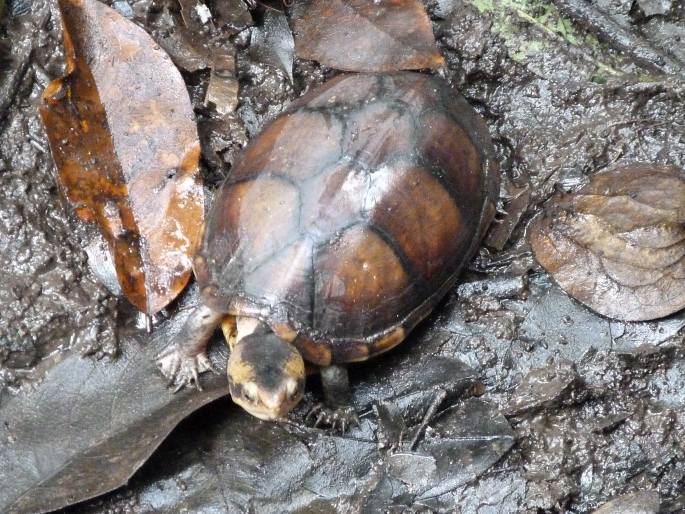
[0,305,228,514]
[291,0,444,72]
[40,0,204,315]
[529,165,685,321]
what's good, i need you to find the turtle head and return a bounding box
[227,331,305,420]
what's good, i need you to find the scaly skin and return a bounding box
[156,305,223,391]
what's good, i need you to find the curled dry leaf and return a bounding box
[529,165,685,321]
[40,0,204,315]
[291,0,444,72]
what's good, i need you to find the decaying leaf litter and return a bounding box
[40,0,205,316]
[529,164,685,322]
[290,0,445,72]
[1,0,684,513]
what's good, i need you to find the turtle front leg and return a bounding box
[307,365,359,432]
[156,305,224,392]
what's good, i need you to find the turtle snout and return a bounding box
[260,391,287,413]
[260,378,301,412]
[228,377,304,421]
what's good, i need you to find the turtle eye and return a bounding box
[242,384,259,404]
[285,379,299,401]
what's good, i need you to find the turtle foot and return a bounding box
[306,403,360,433]
[156,345,217,392]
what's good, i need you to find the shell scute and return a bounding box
[369,163,464,281]
[313,224,413,338]
[216,177,300,267]
[341,100,417,169]
[241,239,314,322]
[289,73,383,111]
[232,111,344,183]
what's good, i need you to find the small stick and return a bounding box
[553,0,685,75]
[408,388,447,451]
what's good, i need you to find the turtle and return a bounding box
[157,72,499,425]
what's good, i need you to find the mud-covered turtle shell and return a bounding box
[195,72,499,366]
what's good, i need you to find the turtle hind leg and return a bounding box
[306,365,359,432]
[156,305,223,392]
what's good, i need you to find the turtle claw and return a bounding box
[306,403,360,433]
[156,346,217,392]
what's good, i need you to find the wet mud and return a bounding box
[1,0,684,512]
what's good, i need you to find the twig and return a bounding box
[0,40,32,124]
[408,388,447,450]
[553,0,685,76]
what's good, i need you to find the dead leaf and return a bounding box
[414,398,515,501]
[485,185,531,250]
[505,360,579,416]
[291,0,444,72]
[205,49,239,115]
[40,0,204,315]
[151,4,214,73]
[250,6,294,81]
[529,164,685,321]
[210,0,253,34]
[591,491,660,514]
[178,0,214,31]
[0,305,228,514]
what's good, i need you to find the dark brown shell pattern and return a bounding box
[195,72,499,366]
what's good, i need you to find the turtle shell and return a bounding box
[195,72,499,366]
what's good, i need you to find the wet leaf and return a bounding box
[519,286,612,367]
[291,0,445,72]
[505,360,580,416]
[51,351,503,513]
[485,186,531,250]
[178,0,213,31]
[414,398,515,502]
[151,6,214,73]
[529,165,685,321]
[204,50,239,115]
[591,491,660,514]
[250,6,294,81]
[95,403,379,513]
[210,0,253,34]
[0,307,228,514]
[85,233,123,297]
[382,398,514,504]
[40,0,204,314]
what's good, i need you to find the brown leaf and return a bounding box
[291,0,444,72]
[204,50,239,115]
[529,164,685,321]
[40,0,204,315]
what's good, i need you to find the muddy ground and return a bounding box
[1,0,684,512]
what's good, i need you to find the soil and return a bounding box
[0,0,684,512]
